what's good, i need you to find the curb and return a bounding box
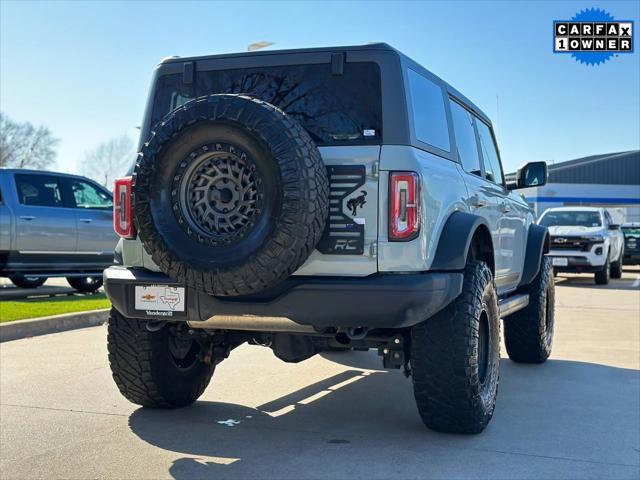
[0,309,110,343]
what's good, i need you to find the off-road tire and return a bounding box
[504,256,554,363]
[67,276,103,293]
[595,256,610,285]
[107,308,215,408]
[610,249,623,279]
[9,276,47,289]
[133,94,329,297]
[410,261,500,434]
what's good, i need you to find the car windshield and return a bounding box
[151,62,382,146]
[622,227,640,236]
[539,211,602,227]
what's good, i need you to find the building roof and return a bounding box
[507,150,640,185]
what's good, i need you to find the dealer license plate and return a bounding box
[135,285,185,313]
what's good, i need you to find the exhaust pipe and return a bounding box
[334,326,369,345]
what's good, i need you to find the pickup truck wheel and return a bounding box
[594,256,610,285]
[610,249,623,279]
[503,256,554,363]
[410,260,500,434]
[67,276,103,293]
[133,94,329,297]
[9,276,47,289]
[107,308,215,408]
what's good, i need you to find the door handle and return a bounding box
[79,218,93,223]
[19,215,36,221]
[471,197,486,208]
[501,202,511,213]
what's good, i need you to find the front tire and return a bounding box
[67,276,103,293]
[610,248,623,279]
[410,261,500,434]
[594,256,610,285]
[107,308,215,408]
[504,256,555,363]
[9,276,47,289]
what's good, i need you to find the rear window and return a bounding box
[151,62,382,146]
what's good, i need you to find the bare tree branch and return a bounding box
[0,113,58,169]
[82,134,134,187]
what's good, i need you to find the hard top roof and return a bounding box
[159,42,491,124]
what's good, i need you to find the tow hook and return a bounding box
[145,320,166,332]
[378,335,406,370]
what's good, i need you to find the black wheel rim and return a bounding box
[173,143,264,246]
[478,309,490,384]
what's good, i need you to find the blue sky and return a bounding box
[1,0,639,175]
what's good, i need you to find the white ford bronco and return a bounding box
[104,43,554,433]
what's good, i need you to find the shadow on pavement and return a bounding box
[128,356,640,479]
[555,275,639,291]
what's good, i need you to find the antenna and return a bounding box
[496,94,501,144]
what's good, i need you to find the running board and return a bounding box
[499,294,529,318]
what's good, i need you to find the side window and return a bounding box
[15,174,63,207]
[449,100,482,176]
[406,69,450,152]
[475,120,504,185]
[69,179,113,209]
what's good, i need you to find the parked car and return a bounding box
[622,223,640,265]
[538,206,624,284]
[0,168,117,292]
[104,43,553,434]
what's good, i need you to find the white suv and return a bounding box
[538,207,624,284]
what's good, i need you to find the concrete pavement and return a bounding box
[1,270,639,479]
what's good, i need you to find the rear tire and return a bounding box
[107,308,215,408]
[410,261,500,434]
[9,276,47,289]
[67,276,103,293]
[504,256,554,363]
[594,256,610,285]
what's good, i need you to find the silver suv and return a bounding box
[104,43,554,433]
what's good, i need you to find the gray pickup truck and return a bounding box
[104,43,554,434]
[0,168,117,291]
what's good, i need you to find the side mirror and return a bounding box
[609,224,620,230]
[507,161,548,190]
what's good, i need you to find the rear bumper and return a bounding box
[104,266,463,329]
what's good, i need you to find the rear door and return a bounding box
[62,176,117,256]
[13,173,77,253]
[474,118,527,290]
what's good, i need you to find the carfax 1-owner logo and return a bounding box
[554,8,634,65]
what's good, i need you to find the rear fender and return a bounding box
[431,211,493,272]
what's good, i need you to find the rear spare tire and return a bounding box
[134,95,329,296]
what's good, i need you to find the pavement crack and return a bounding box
[1,403,129,417]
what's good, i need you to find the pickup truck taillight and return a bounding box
[113,177,136,239]
[389,172,420,241]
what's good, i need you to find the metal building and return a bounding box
[511,150,640,222]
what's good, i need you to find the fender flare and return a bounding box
[518,224,550,287]
[431,211,493,271]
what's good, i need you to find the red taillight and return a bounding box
[389,172,420,241]
[113,177,135,239]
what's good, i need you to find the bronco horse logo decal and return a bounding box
[347,190,367,216]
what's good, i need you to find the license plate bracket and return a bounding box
[134,285,186,318]
[552,257,568,267]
